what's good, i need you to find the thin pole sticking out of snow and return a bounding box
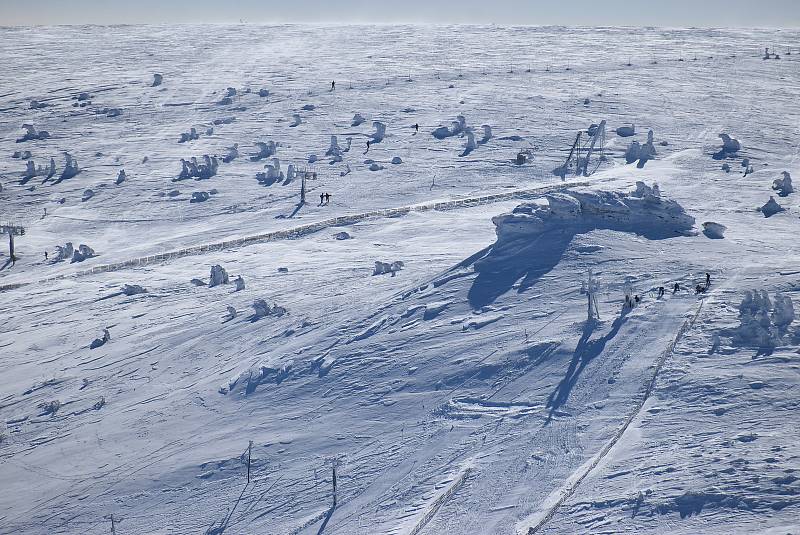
[247,440,252,483]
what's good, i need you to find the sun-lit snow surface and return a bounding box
[1,25,799,535]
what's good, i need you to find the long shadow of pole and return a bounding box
[545,311,629,422]
[316,504,336,535]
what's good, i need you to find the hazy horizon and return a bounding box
[1,0,799,28]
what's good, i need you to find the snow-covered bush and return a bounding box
[251,299,288,320]
[730,290,795,347]
[178,156,218,180]
[772,172,793,197]
[16,124,50,143]
[760,196,784,217]
[374,261,404,276]
[250,141,277,161]
[209,265,229,287]
[72,244,96,263]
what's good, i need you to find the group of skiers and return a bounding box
[624,273,711,310]
[318,192,332,205]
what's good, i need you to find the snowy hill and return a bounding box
[1,25,798,534]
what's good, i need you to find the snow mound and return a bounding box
[391,156,402,164]
[190,191,210,203]
[121,284,147,296]
[615,124,635,137]
[151,73,163,87]
[351,113,365,127]
[702,221,727,239]
[334,231,351,240]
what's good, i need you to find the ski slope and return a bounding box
[1,24,799,535]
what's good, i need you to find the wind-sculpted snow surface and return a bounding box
[1,23,800,535]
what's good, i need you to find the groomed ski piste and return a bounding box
[1,24,799,535]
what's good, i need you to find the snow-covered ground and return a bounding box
[1,25,799,534]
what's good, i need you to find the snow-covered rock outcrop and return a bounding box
[470,182,693,307]
[490,182,692,246]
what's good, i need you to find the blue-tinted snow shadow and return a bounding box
[467,223,689,310]
[545,313,628,422]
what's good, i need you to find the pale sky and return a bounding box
[1,0,798,27]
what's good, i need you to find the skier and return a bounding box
[706,272,711,287]
[673,282,680,294]
[366,139,371,153]
[331,80,335,91]
[319,192,324,205]
[658,286,665,298]
[325,192,331,204]
[44,251,48,261]
[414,123,419,133]
[634,295,641,305]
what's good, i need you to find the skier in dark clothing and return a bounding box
[366,139,371,152]
[634,295,641,305]
[706,272,711,287]
[44,251,48,261]
[319,193,324,205]
[673,282,680,294]
[658,286,665,298]
[331,80,335,91]
[325,192,331,204]
[414,123,419,133]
